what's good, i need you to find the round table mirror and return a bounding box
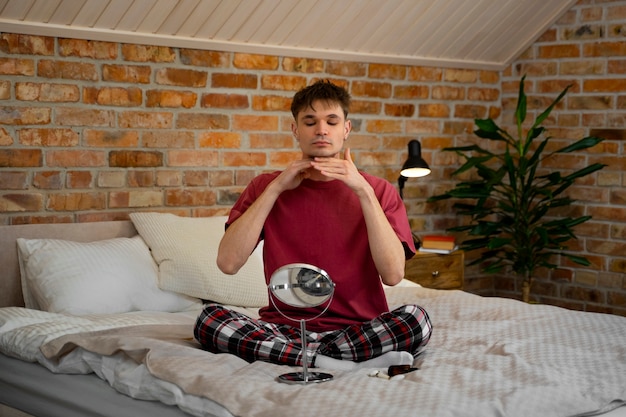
[268,263,335,384]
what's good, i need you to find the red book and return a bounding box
[421,235,456,250]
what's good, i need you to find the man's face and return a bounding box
[292,100,351,159]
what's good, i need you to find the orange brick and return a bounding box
[58,39,117,59]
[454,104,487,119]
[183,171,209,186]
[432,86,465,100]
[199,132,242,148]
[16,82,80,102]
[0,149,42,167]
[19,128,79,146]
[32,171,62,189]
[128,171,155,187]
[250,133,294,149]
[406,120,440,134]
[233,53,279,70]
[118,111,173,129]
[480,71,500,84]
[121,44,175,62]
[0,171,28,189]
[443,121,473,135]
[142,131,194,148]
[269,151,301,167]
[351,100,382,115]
[368,63,406,80]
[366,119,402,133]
[208,170,235,187]
[38,60,98,81]
[156,171,183,187]
[261,75,307,91]
[222,151,267,167]
[167,150,218,167]
[165,189,217,206]
[177,113,229,129]
[202,93,249,109]
[252,95,291,111]
[47,150,107,167]
[468,87,500,101]
[146,90,197,108]
[444,69,478,83]
[97,171,126,188]
[0,80,10,99]
[0,106,51,125]
[47,192,106,211]
[102,64,151,83]
[384,103,415,117]
[351,81,392,98]
[0,34,54,55]
[109,151,163,168]
[66,171,93,188]
[326,61,367,77]
[408,66,442,82]
[94,87,142,106]
[109,190,163,208]
[180,49,230,67]
[0,193,44,212]
[583,41,626,57]
[211,73,258,89]
[55,108,113,127]
[84,130,140,148]
[584,78,626,92]
[156,68,208,87]
[0,58,35,75]
[538,44,581,58]
[232,115,278,131]
[282,57,324,73]
[419,103,450,118]
[394,85,429,100]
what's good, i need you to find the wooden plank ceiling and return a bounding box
[0,0,577,70]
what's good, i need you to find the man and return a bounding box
[194,80,432,371]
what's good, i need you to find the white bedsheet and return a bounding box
[1,286,625,417]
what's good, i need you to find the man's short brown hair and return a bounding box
[291,80,351,120]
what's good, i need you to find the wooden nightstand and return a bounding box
[404,250,464,290]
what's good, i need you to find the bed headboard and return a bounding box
[0,221,137,308]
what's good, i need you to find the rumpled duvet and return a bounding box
[1,286,625,417]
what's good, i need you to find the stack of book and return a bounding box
[419,235,458,254]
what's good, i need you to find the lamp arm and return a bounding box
[398,175,407,199]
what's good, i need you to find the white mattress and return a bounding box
[1,286,625,417]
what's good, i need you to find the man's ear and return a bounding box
[344,119,352,139]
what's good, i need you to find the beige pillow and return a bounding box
[129,213,268,307]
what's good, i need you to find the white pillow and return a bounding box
[129,213,268,308]
[16,236,199,315]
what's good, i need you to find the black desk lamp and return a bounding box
[398,140,431,198]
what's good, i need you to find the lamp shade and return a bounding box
[400,140,431,178]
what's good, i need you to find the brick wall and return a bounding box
[0,34,499,226]
[495,0,626,315]
[0,0,625,315]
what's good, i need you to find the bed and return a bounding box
[1,213,625,417]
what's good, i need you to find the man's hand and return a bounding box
[310,148,368,193]
[269,158,314,193]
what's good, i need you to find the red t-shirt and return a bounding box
[227,172,416,332]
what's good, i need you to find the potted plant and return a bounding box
[429,75,606,302]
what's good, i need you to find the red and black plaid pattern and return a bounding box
[194,304,432,367]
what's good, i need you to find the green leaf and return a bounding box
[533,83,570,128]
[556,136,604,153]
[564,253,591,266]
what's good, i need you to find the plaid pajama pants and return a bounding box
[194,304,432,367]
